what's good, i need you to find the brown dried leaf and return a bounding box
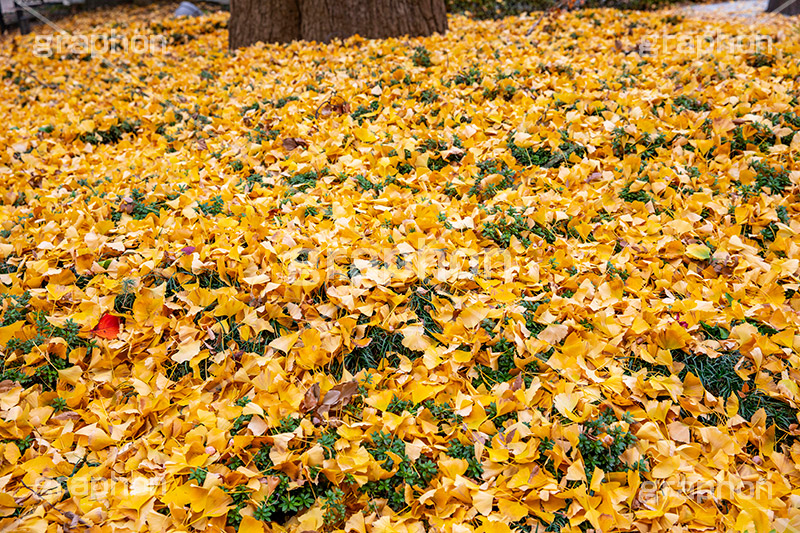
[282,137,309,151]
[585,171,602,183]
[301,383,321,412]
[321,380,358,408]
[120,197,135,214]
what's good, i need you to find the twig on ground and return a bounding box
[19,479,89,530]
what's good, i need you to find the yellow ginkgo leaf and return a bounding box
[269,331,300,353]
[460,304,489,329]
[401,324,431,352]
[354,127,378,143]
[685,243,711,260]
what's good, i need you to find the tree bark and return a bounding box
[229,0,447,49]
[766,0,800,15]
[229,0,301,50]
[300,0,447,43]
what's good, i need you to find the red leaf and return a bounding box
[93,313,120,339]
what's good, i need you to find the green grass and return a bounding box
[411,46,432,68]
[481,206,559,247]
[578,409,643,482]
[80,118,139,145]
[338,328,417,375]
[636,350,799,445]
[619,181,652,204]
[467,158,517,200]
[611,128,670,161]
[672,95,710,113]
[111,188,179,222]
[361,430,439,511]
[508,131,585,168]
[417,88,439,104]
[1,306,92,390]
[350,101,380,125]
[445,441,484,478]
[471,339,539,389]
[750,160,790,196]
[274,96,299,108]
[285,168,328,193]
[728,123,777,156]
[453,65,483,86]
[198,194,225,216]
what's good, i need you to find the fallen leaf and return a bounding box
[282,137,309,151]
[92,313,121,339]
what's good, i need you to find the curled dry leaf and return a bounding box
[318,96,351,118]
[120,197,135,214]
[711,254,739,276]
[311,380,358,424]
[282,137,309,151]
[301,383,321,412]
[585,171,602,183]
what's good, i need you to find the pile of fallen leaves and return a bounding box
[0,3,799,532]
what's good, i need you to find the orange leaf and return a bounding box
[92,313,120,339]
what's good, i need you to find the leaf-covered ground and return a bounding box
[0,4,799,532]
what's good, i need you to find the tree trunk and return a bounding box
[766,0,800,15]
[229,0,447,49]
[229,0,301,49]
